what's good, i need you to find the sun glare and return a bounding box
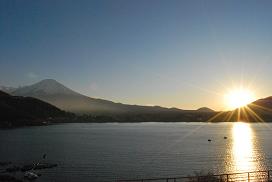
[224,88,255,110]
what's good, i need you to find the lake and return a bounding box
[1,122,272,182]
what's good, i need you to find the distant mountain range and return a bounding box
[1,78,272,127]
[0,90,68,127]
[5,79,215,114]
[2,79,272,126]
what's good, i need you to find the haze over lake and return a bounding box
[1,122,271,182]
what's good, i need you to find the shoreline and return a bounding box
[0,120,267,130]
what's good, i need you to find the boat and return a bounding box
[24,171,39,180]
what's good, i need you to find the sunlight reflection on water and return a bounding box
[231,122,265,173]
[232,122,256,172]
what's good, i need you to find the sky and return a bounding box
[1,0,272,110]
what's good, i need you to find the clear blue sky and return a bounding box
[1,0,272,110]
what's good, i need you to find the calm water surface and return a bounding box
[0,122,272,182]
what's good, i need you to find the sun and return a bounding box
[224,88,256,110]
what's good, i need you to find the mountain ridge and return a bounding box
[2,80,272,125]
[9,79,214,114]
[208,96,272,122]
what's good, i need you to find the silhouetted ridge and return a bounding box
[252,96,272,108]
[197,107,214,112]
[0,90,10,97]
[209,96,272,122]
[0,90,67,127]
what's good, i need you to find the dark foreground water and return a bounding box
[1,122,272,182]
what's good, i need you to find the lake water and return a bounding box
[1,122,272,182]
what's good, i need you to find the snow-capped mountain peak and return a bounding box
[12,79,79,96]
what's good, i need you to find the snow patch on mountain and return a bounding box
[12,79,80,96]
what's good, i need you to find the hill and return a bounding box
[197,107,215,112]
[209,96,272,122]
[0,90,68,127]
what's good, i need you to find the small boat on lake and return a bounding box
[24,171,39,180]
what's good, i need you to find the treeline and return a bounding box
[60,111,217,123]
